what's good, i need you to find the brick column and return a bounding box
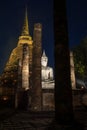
[31,23,42,111]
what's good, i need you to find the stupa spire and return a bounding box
[21,7,29,36]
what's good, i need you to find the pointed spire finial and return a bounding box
[21,7,29,36]
[43,50,46,57]
[42,50,48,60]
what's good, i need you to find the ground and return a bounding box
[0,106,87,130]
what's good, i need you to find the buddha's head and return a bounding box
[41,50,48,67]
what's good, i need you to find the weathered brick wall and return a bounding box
[72,89,87,109]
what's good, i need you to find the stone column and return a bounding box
[22,44,29,90]
[15,59,22,109]
[31,23,42,111]
[70,51,76,90]
[15,44,30,110]
[54,0,74,124]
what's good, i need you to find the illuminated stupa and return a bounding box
[0,9,33,108]
[0,8,33,89]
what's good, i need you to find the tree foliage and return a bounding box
[73,36,87,79]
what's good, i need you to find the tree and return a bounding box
[73,36,87,79]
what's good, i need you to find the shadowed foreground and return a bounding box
[0,107,86,130]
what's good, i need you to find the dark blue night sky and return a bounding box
[0,0,87,74]
[66,0,87,49]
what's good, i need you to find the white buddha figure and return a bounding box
[41,50,54,81]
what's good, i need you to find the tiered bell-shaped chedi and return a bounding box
[0,9,33,93]
[0,9,54,110]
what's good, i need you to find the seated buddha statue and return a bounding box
[41,50,54,81]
